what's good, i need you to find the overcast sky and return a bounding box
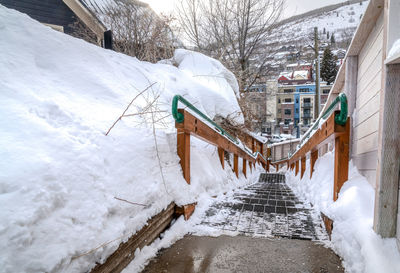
[141,0,349,18]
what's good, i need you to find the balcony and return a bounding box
[302,102,312,108]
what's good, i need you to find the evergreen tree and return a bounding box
[327,31,329,39]
[330,33,335,45]
[321,47,338,85]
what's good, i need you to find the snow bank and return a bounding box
[286,152,400,273]
[0,5,248,273]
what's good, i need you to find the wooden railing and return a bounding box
[271,93,350,201]
[175,109,268,183]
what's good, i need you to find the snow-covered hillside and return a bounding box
[270,1,367,46]
[0,5,258,273]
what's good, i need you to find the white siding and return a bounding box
[352,12,384,188]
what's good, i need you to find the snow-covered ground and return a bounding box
[286,152,400,273]
[0,5,255,273]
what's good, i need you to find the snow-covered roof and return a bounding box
[293,70,309,79]
[81,0,152,29]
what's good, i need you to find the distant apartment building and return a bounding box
[244,81,277,134]
[276,83,332,134]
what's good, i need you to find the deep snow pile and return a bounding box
[286,152,400,273]
[0,5,254,273]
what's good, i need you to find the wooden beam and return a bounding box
[333,119,350,201]
[90,203,175,273]
[242,158,247,178]
[310,150,318,179]
[234,154,239,178]
[63,0,106,38]
[218,147,225,169]
[295,161,299,176]
[300,157,306,179]
[374,64,400,237]
[177,128,190,184]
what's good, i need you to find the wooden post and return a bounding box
[310,150,318,179]
[300,157,306,179]
[260,143,264,156]
[276,164,279,171]
[249,161,252,172]
[251,138,255,152]
[177,128,190,184]
[295,160,299,176]
[374,64,400,237]
[242,158,247,178]
[333,119,350,201]
[218,147,225,169]
[234,154,239,178]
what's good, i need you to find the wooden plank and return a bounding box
[218,147,225,169]
[91,203,175,273]
[333,119,350,201]
[353,111,380,143]
[177,128,190,184]
[357,71,382,110]
[300,157,306,179]
[357,26,384,83]
[310,150,318,179]
[234,154,239,178]
[295,161,299,176]
[354,131,379,155]
[176,203,196,220]
[321,213,334,240]
[243,158,247,178]
[374,64,400,237]
[357,50,383,96]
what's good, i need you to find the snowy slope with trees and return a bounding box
[0,5,257,273]
[269,1,367,47]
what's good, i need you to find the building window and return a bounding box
[284,119,291,125]
[299,88,309,92]
[284,89,292,93]
[278,98,281,103]
[323,89,330,94]
[278,109,281,113]
[296,108,299,113]
[303,98,311,103]
[284,109,291,115]
[296,98,299,103]
[284,98,292,103]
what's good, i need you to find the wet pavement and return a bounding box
[196,173,328,240]
[142,173,343,272]
[142,235,344,273]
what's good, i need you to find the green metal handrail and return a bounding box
[172,95,269,162]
